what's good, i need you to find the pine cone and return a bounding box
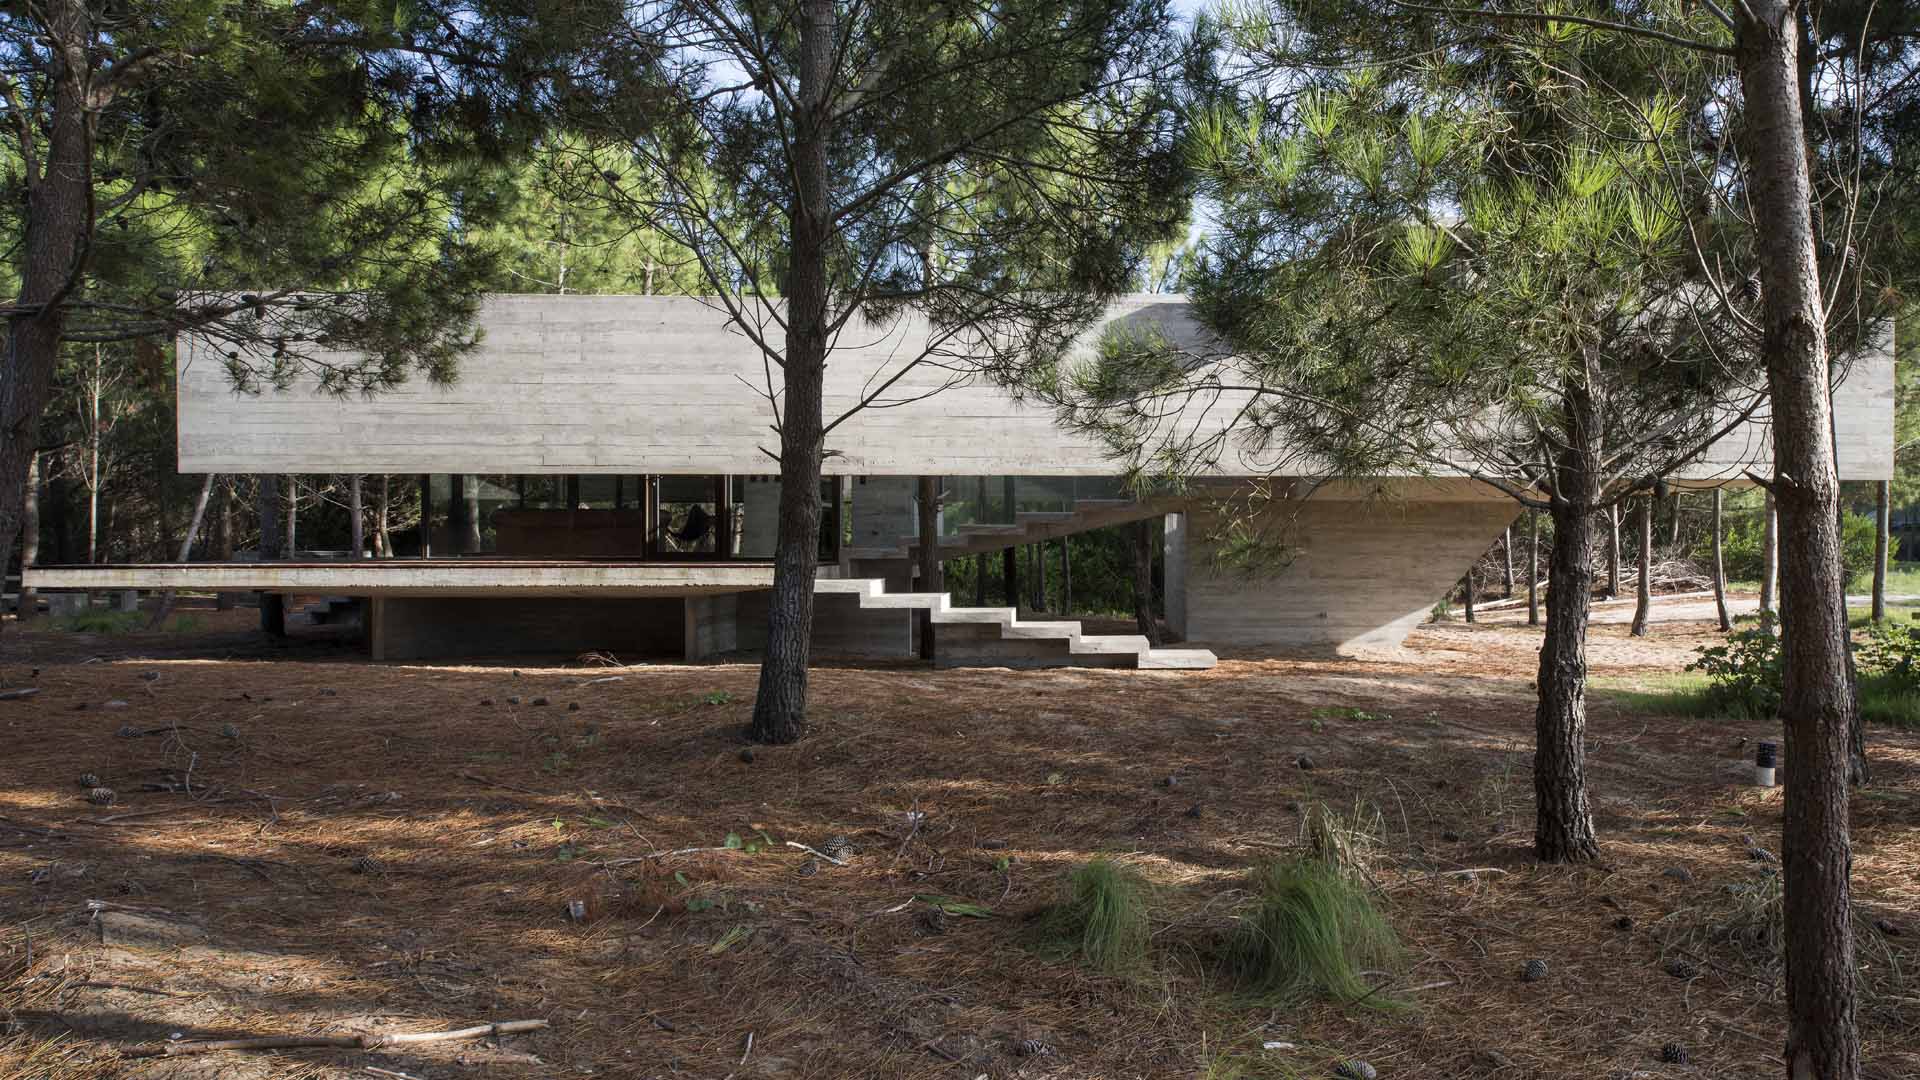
[821,834,855,860]
[1335,1061,1379,1080]
[1659,1042,1688,1064]
[1015,1038,1050,1058]
[77,773,100,788]
[1664,957,1698,979]
[86,787,116,806]
[1521,958,1549,982]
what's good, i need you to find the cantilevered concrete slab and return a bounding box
[22,560,776,597]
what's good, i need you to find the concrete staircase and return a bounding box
[849,498,1166,561]
[814,578,1215,670]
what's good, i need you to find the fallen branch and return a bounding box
[126,1018,549,1058]
[0,688,41,701]
[783,840,848,866]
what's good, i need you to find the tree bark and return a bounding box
[1873,479,1889,623]
[214,479,236,610]
[748,0,834,745]
[1061,536,1073,614]
[1631,495,1652,637]
[1463,568,1476,624]
[350,475,365,560]
[147,475,215,629]
[376,475,391,558]
[916,475,940,661]
[418,474,433,557]
[17,452,39,621]
[1734,8,1860,1075]
[256,474,284,637]
[1669,491,1684,549]
[1535,487,1599,862]
[1503,526,1514,597]
[1528,509,1540,626]
[1133,518,1161,645]
[1031,541,1047,612]
[1712,488,1732,632]
[1761,488,1779,633]
[1607,504,1621,598]
[284,476,298,555]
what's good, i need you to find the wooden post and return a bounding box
[1712,487,1732,632]
[17,452,39,621]
[349,475,364,559]
[1631,495,1652,637]
[1759,488,1777,633]
[1873,479,1890,623]
[418,474,433,558]
[1527,509,1540,627]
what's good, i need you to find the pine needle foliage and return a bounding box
[1226,857,1401,1004]
[1041,857,1154,974]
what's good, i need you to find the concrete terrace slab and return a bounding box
[23,559,778,597]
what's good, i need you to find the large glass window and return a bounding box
[656,476,720,556]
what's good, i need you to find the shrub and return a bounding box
[1856,621,1920,692]
[1706,511,1876,584]
[1042,857,1152,974]
[1686,628,1783,719]
[1226,857,1400,1004]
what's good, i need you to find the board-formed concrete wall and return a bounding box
[1173,482,1521,653]
[177,294,1895,481]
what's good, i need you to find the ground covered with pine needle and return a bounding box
[1,603,1916,1079]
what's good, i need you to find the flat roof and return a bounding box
[23,559,779,598]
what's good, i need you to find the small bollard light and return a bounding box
[1754,741,1778,787]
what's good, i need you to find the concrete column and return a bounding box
[115,589,140,613]
[1164,511,1188,639]
[850,477,916,551]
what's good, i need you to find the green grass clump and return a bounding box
[1227,857,1401,1004]
[1042,857,1152,974]
[1860,674,1920,729]
[55,610,146,634]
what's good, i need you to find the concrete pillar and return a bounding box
[1164,511,1188,639]
[47,592,88,618]
[849,477,916,552]
[114,589,140,613]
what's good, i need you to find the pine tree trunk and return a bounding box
[214,479,236,610]
[1061,536,1073,614]
[256,474,284,637]
[1873,479,1889,623]
[1535,490,1599,863]
[284,476,298,555]
[1734,8,1860,1074]
[916,475,940,661]
[15,452,40,621]
[1528,509,1540,626]
[1669,491,1683,549]
[1503,526,1514,597]
[1031,541,1047,612]
[148,474,215,629]
[1761,488,1779,632]
[350,475,365,560]
[376,475,390,557]
[974,551,987,607]
[1003,544,1018,609]
[418,474,433,557]
[1607,504,1621,598]
[1631,496,1652,637]
[748,0,834,745]
[1712,488,1732,632]
[1463,568,1476,624]
[1133,518,1161,645]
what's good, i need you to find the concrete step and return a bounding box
[860,592,950,611]
[815,578,884,596]
[1073,634,1153,654]
[1139,648,1218,670]
[931,606,1018,625]
[1001,620,1083,639]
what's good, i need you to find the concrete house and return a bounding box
[25,295,1895,668]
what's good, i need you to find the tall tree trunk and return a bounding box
[17,452,39,621]
[1463,568,1476,624]
[1712,488,1732,632]
[1133,518,1161,646]
[1061,536,1073,614]
[1669,491,1683,549]
[256,474,285,637]
[0,0,92,630]
[1528,509,1541,626]
[462,474,482,553]
[1631,496,1653,637]
[1003,544,1018,608]
[1735,9,1860,1075]
[1607,504,1621,598]
[417,474,433,557]
[214,478,236,610]
[748,0,833,745]
[916,475,940,661]
[376,475,391,558]
[974,550,987,607]
[284,476,298,555]
[148,474,215,629]
[1873,479,1889,623]
[350,475,365,560]
[1503,526,1515,597]
[1761,488,1779,632]
[1031,542,1047,612]
[1535,470,1600,861]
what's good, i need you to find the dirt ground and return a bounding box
[1,600,1916,1079]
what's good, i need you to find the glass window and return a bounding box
[657,476,719,556]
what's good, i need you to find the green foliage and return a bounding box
[1856,620,1920,693]
[1041,857,1153,974]
[1226,858,1400,1004]
[54,610,147,634]
[1710,511,1876,583]
[1686,628,1784,719]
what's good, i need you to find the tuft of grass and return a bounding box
[1860,674,1920,729]
[1041,857,1152,974]
[55,610,146,634]
[1226,857,1401,1004]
